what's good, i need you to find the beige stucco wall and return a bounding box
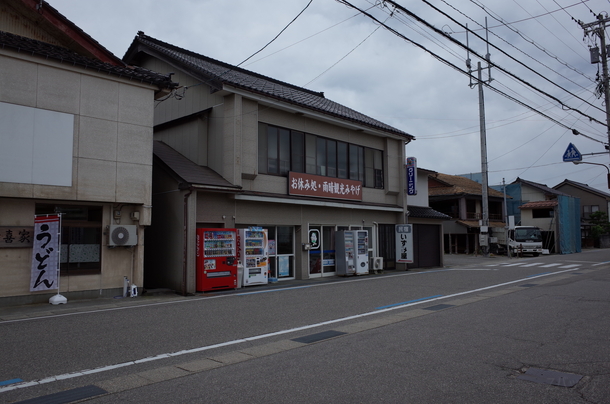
[0,51,156,205]
[0,51,156,302]
[521,186,546,203]
[0,198,145,300]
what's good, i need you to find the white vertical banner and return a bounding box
[30,215,61,292]
[396,224,413,263]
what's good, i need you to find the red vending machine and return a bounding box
[196,228,238,292]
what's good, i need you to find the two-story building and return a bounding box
[506,178,580,254]
[553,179,610,248]
[0,1,174,305]
[123,33,417,294]
[428,172,505,254]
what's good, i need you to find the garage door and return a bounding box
[411,224,442,268]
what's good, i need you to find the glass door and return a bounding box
[308,225,336,277]
[322,226,336,276]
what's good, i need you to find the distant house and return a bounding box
[428,172,506,254]
[506,178,580,254]
[553,179,610,247]
[0,1,174,305]
[123,32,417,294]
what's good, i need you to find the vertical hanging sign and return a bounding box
[30,215,61,292]
[395,224,413,263]
[406,157,417,195]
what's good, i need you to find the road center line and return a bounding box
[0,266,582,394]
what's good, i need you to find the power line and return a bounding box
[236,0,314,67]
[155,1,314,106]
[334,0,600,136]
[303,12,389,86]
[461,1,589,31]
[410,0,606,117]
[468,0,597,83]
[515,0,589,56]
[244,8,369,68]
[440,0,596,98]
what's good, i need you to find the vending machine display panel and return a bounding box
[238,229,269,286]
[196,228,238,292]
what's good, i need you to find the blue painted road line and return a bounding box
[376,295,444,310]
[527,272,552,278]
[237,285,312,295]
[0,378,23,387]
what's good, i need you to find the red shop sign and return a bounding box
[288,172,362,201]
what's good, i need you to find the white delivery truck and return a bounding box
[507,226,543,256]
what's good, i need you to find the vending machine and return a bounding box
[237,228,269,286]
[335,231,356,276]
[336,230,369,276]
[353,230,369,275]
[196,228,238,292]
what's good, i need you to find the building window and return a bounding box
[365,148,383,189]
[305,133,316,175]
[337,141,348,179]
[532,208,554,218]
[583,205,599,219]
[35,204,102,275]
[291,131,304,173]
[259,123,383,188]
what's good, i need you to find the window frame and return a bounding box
[258,123,384,189]
[35,204,103,276]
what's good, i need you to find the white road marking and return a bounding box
[0,269,454,325]
[0,266,582,394]
[447,268,498,271]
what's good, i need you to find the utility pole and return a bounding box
[579,14,610,171]
[466,21,492,256]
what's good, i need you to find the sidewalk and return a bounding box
[1,253,523,321]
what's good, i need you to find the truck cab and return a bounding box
[509,226,543,256]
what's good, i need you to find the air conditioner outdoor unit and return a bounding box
[370,257,383,271]
[108,225,138,247]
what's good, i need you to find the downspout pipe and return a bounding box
[182,186,194,296]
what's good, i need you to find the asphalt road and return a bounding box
[1,250,609,403]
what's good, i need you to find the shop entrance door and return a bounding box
[308,225,336,278]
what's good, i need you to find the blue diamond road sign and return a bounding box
[563,143,582,162]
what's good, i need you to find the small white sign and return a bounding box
[395,224,413,263]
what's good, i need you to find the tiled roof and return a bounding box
[125,33,413,140]
[514,177,569,197]
[153,141,241,190]
[407,205,451,220]
[0,31,176,89]
[554,179,610,199]
[519,200,558,209]
[428,173,505,198]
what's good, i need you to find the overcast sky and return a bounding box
[50,0,610,192]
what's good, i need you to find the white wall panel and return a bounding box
[0,102,73,186]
